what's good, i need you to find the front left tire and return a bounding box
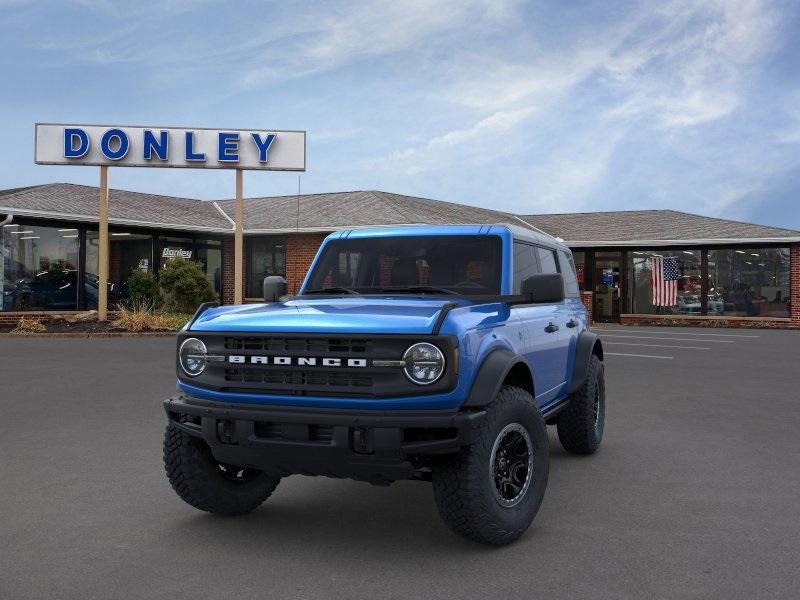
[431,386,549,545]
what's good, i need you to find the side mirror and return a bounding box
[521,273,565,304]
[263,275,288,302]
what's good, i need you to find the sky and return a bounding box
[1,0,799,229]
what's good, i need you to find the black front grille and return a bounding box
[179,332,458,398]
[224,336,373,354]
[225,367,374,388]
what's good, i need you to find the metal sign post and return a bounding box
[34,123,306,320]
[234,169,244,305]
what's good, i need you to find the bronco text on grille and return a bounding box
[176,333,459,398]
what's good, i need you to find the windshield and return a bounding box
[304,235,502,295]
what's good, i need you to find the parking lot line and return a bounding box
[599,334,734,343]
[605,352,674,359]
[604,342,710,350]
[596,329,759,338]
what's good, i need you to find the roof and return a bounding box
[328,223,569,250]
[0,183,797,244]
[214,190,531,232]
[518,209,800,245]
[0,183,230,232]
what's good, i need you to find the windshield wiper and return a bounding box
[304,286,360,295]
[376,285,458,295]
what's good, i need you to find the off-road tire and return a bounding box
[557,354,605,454]
[163,421,280,516]
[432,386,549,545]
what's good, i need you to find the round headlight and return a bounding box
[403,342,445,385]
[179,337,207,377]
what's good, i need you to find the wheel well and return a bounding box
[503,361,534,396]
[592,339,604,361]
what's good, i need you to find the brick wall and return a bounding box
[791,243,800,325]
[580,291,593,323]
[221,237,236,304]
[285,233,327,294]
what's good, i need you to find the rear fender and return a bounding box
[568,331,603,394]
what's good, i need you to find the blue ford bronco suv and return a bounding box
[163,224,605,545]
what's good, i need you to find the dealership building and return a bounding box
[1,182,799,328]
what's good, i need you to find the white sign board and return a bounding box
[34,123,306,171]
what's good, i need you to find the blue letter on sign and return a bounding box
[251,133,276,162]
[143,130,168,160]
[218,132,239,162]
[185,131,205,161]
[64,128,89,158]
[100,128,129,160]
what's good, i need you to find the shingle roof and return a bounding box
[0,183,230,232]
[1,183,798,243]
[518,210,800,245]
[214,190,527,231]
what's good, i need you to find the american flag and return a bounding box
[651,256,679,306]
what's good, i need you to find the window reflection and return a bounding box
[629,250,702,315]
[85,230,153,308]
[247,237,286,297]
[2,224,80,310]
[707,248,790,317]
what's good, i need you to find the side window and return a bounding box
[536,247,559,274]
[559,250,580,296]
[513,241,539,293]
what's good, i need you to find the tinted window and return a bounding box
[513,241,539,293]
[559,250,580,296]
[306,235,502,294]
[707,248,790,317]
[537,247,559,274]
[628,249,702,315]
[2,224,80,310]
[246,236,286,297]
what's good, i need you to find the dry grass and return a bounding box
[11,316,46,334]
[113,302,191,332]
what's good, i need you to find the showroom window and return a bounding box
[247,236,285,297]
[1,223,80,310]
[707,248,790,318]
[628,249,702,315]
[85,230,154,308]
[196,240,223,297]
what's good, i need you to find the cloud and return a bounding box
[377,106,536,175]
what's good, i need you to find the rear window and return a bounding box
[305,235,502,295]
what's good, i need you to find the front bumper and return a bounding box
[163,395,486,483]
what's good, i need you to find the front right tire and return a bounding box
[163,421,280,516]
[431,386,549,546]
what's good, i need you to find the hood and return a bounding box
[189,296,463,334]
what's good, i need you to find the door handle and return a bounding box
[566,319,578,328]
[545,322,559,333]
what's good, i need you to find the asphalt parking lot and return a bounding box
[1,326,799,600]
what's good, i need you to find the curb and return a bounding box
[0,332,178,338]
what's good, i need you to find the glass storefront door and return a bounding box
[593,251,622,322]
[85,231,153,308]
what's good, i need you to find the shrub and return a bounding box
[113,301,192,332]
[127,269,162,308]
[158,259,216,313]
[11,316,46,334]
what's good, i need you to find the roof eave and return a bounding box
[565,237,800,247]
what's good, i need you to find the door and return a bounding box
[593,251,622,323]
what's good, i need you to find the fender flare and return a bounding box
[463,349,531,407]
[568,331,603,394]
